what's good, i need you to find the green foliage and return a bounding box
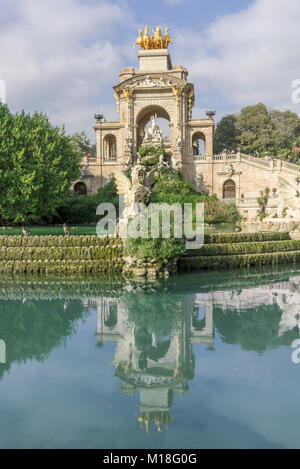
[0,226,97,236]
[179,251,300,271]
[124,237,185,261]
[0,103,81,224]
[123,288,185,338]
[186,240,300,257]
[257,187,270,219]
[179,231,299,272]
[138,145,164,158]
[203,231,290,244]
[0,298,88,378]
[213,103,300,162]
[0,235,124,273]
[151,171,240,224]
[70,131,96,157]
[213,114,240,154]
[214,302,299,353]
[57,180,118,224]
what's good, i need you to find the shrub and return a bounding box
[151,172,240,224]
[56,180,119,224]
[124,237,185,261]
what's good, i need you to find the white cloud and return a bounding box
[173,0,300,118]
[0,0,135,135]
[1,0,299,137]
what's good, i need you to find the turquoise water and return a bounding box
[1,265,300,449]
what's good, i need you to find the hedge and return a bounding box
[178,251,300,271]
[0,235,123,248]
[0,246,123,261]
[203,232,291,245]
[183,240,300,257]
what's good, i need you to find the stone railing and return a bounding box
[281,160,300,175]
[240,153,271,168]
[193,155,206,162]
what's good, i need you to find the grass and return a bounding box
[0,226,98,236]
[0,223,235,237]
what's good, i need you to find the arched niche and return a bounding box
[192,131,206,156]
[136,105,171,149]
[103,134,117,161]
[223,179,236,199]
[74,182,87,196]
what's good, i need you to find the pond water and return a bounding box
[1,264,300,449]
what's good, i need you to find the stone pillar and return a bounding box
[205,127,214,159]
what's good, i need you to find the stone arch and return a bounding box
[192,131,206,156]
[74,181,87,196]
[223,179,236,199]
[103,134,117,161]
[136,105,171,149]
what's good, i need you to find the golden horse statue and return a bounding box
[164,27,173,48]
[134,29,144,49]
[143,25,152,50]
[134,26,173,50]
[152,26,164,49]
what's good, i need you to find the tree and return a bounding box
[269,109,300,159]
[237,103,273,154]
[71,131,96,158]
[213,114,240,154]
[213,103,300,162]
[0,103,82,223]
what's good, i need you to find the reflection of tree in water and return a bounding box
[0,299,89,379]
[123,287,184,337]
[214,303,299,353]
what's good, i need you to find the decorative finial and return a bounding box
[94,114,104,122]
[206,110,216,118]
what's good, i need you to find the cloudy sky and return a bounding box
[0,0,299,139]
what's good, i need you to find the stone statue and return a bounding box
[125,137,133,151]
[195,168,204,192]
[260,176,300,232]
[122,155,132,172]
[142,114,164,146]
[265,177,300,220]
[174,136,183,151]
[171,155,182,173]
[225,162,234,178]
[113,165,151,231]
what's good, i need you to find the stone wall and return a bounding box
[194,153,300,220]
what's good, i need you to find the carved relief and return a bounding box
[124,76,177,89]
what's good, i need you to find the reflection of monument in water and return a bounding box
[1,269,300,428]
[96,294,214,433]
[94,270,300,431]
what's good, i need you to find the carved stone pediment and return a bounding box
[114,73,188,93]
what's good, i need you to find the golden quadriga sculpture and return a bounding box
[134,26,173,50]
